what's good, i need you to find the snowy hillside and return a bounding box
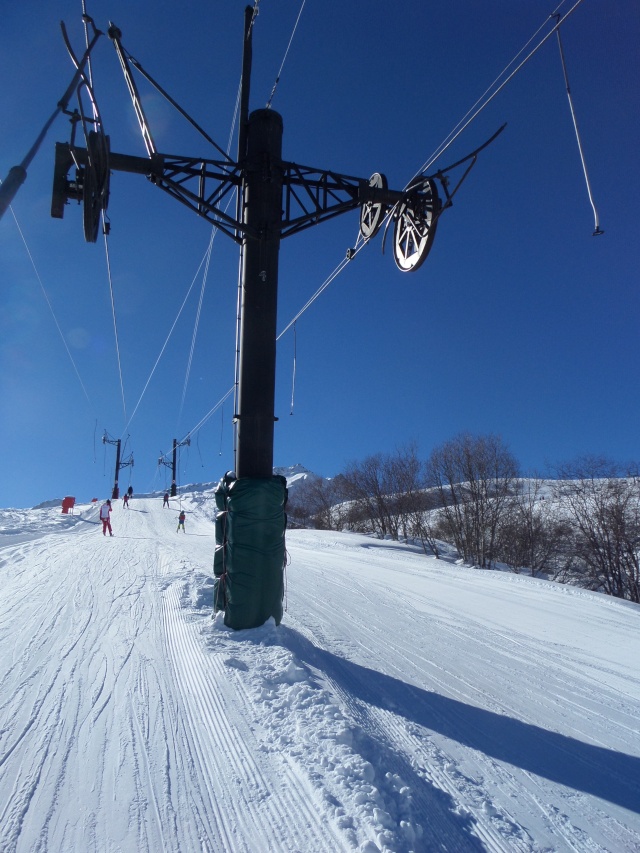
[0,492,639,852]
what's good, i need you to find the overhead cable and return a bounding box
[177,385,235,450]
[177,89,243,431]
[277,229,369,339]
[123,245,211,433]
[178,236,213,430]
[266,0,307,109]
[414,3,569,179]
[124,20,245,442]
[102,224,128,427]
[4,197,94,409]
[411,0,587,182]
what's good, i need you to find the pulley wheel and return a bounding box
[393,177,440,272]
[359,172,388,241]
[83,130,111,243]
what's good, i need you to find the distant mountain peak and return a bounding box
[274,464,312,479]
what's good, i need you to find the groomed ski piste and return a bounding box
[1,489,639,853]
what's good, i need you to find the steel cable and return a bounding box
[410,0,585,183]
[123,246,211,434]
[555,24,603,235]
[266,0,307,109]
[101,222,128,427]
[3,196,94,410]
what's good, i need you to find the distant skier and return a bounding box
[163,492,170,508]
[123,493,129,508]
[100,500,113,536]
[177,510,186,533]
[127,485,133,499]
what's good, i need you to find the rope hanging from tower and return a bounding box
[554,17,603,236]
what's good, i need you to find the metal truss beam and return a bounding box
[52,142,407,243]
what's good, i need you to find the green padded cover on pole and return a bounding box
[213,474,287,630]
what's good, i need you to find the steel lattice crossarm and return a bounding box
[50,138,407,243]
[51,139,431,251]
[51,14,503,268]
[279,162,405,239]
[52,122,502,268]
[51,142,245,242]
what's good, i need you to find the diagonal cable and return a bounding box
[266,0,307,109]
[101,220,128,426]
[6,200,94,408]
[123,247,210,433]
[411,0,585,183]
[178,230,214,429]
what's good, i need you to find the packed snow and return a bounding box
[0,487,639,852]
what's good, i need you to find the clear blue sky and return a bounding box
[1,0,638,507]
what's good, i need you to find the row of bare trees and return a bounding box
[553,457,640,601]
[286,434,640,602]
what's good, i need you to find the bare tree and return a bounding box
[341,453,392,537]
[426,432,520,567]
[385,442,428,540]
[495,476,571,576]
[407,493,443,557]
[286,478,316,528]
[341,443,427,540]
[553,456,640,602]
[287,475,348,530]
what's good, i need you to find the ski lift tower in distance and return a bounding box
[50,7,503,629]
[102,434,133,501]
[158,437,190,497]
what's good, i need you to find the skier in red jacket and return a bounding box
[100,500,113,536]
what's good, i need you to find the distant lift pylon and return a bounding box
[102,433,133,501]
[158,437,191,497]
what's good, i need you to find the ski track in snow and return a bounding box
[0,499,639,852]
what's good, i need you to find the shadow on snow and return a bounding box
[274,626,640,816]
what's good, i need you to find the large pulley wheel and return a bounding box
[359,172,388,240]
[393,177,440,272]
[83,130,111,243]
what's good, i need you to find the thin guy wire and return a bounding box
[411,0,586,182]
[5,198,94,409]
[101,222,127,426]
[277,231,368,339]
[290,322,297,414]
[170,385,235,453]
[178,232,214,430]
[123,247,210,433]
[124,50,244,445]
[414,0,570,180]
[266,0,307,109]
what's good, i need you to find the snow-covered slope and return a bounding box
[0,496,639,852]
